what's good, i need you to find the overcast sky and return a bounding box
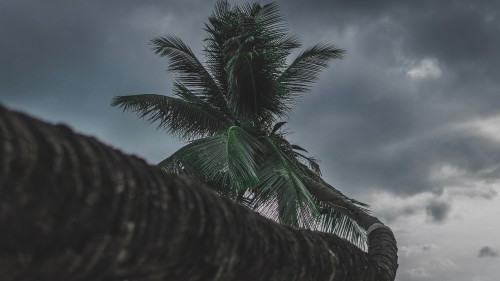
[1,0,499,280]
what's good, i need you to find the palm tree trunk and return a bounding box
[0,104,397,281]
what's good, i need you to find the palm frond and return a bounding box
[293,151,322,176]
[212,0,230,18]
[279,43,345,95]
[298,167,370,247]
[158,142,199,175]
[150,35,229,114]
[161,126,264,197]
[291,144,307,153]
[252,136,320,229]
[311,202,367,248]
[318,179,371,211]
[270,121,287,135]
[255,2,283,29]
[294,157,371,213]
[111,94,228,140]
[159,143,243,200]
[308,179,370,248]
[252,135,369,247]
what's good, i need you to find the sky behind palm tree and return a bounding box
[1,1,499,280]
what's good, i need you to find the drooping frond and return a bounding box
[111,94,228,139]
[270,121,287,135]
[317,179,371,211]
[250,134,369,247]
[158,143,198,176]
[252,136,320,229]
[151,35,229,114]
[279,43,345,96]
[212,0,230,18]
[291,144,308,153]
[293,151,322,176]
[158,141,235,198]
[314,179,371,248]
[159,126,264,198]
[270,132,322,177]
[297,166,371,248]
[311,201,367,248]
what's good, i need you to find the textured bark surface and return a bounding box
[0,105,397,281]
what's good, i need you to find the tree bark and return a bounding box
[0,105,397,281]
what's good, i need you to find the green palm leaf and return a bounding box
[306,180,369,248]
[159,126,264,199]
[158,142,198,175]
[111,94,228,139]
[279,43,345,95]
[252,135,368,247]
[252,136,319,229]
[151,35,229,114]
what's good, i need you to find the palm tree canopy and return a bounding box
[112,0,368,246]
[113,0,344,139]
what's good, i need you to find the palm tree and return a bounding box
[0,104,398,281]
[112,0,368,245]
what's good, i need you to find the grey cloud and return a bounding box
[284,0,500,198]
[469,187,497,199]
[422,244,439,252]
[452,186,498,200]
[375,193,456,223]
[400,244,440,257]
[378,205,418,224]
[400,2,500,70]
[291,91,500,197]
[478,246,498,258]
[425,200,451,223]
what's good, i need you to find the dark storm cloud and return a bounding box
[478,246,498,258]
[290,67,500,196]
[0,0,214,161]
[282,0,500,197]
[425,200,450,223]
[0,0,212,100]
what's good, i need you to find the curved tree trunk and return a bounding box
[0,105,398,281]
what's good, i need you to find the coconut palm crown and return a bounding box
[112,0,369,245]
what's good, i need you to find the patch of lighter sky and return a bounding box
[406,58,442,79]
[462,115,500,143]
[429,164,466,181]
[365,178,500,281]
